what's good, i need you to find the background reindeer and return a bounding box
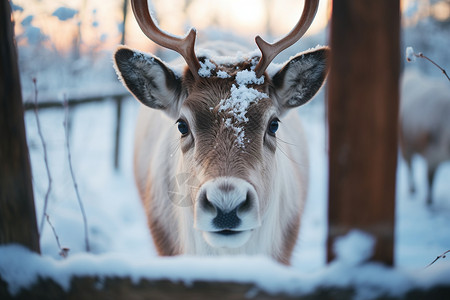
[400,70,450,205]
[114,0,328,264]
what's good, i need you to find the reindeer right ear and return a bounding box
[114,47,185,118]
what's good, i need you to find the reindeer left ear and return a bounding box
[270,47,329,112]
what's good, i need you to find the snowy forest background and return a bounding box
[8,0,450,274]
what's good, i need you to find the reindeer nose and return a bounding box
[196,177,258,232]
[200,192,252,230]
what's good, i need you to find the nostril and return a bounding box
[237,192,252,213]
[200,191,216,213]
[213,207,241,229]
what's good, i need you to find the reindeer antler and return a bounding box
[254,0,320,78]
[131,0,201,80]
[131,0,319,80]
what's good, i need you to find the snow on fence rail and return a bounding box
[1,277,449,300]
[23,86,131,169]
[22,86,130,111]
[1,240,450,300]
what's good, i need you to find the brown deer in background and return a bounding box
[114,0,328,264]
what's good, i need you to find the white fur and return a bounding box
[134,105,308,261]
[124,42,323,263]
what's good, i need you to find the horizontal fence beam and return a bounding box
[22,92,131,111]
[1,275,450,300]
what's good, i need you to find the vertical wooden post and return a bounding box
[114,0,128,170]
[114,96,123,169]
[327,0,400,265]
[0,0,40,253]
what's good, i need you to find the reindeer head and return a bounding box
[114,0,328,250]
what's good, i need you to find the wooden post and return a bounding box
[114,96,123,169]
[113,0,128,170]
[327,0,400,265]
[0,0,40,253]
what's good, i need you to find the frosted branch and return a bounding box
[406,47,450,82]
[45,214,70,258]
[32,78,53,235]
[426,250,450,268]
[63,96,91,252]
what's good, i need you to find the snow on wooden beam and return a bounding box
[1,275,450,300]
[326,0,400,264]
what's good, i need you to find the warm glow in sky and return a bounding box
[13,0,446,55]
[135,0,331,49]
[13,0,331,54]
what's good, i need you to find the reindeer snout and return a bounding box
[194,177,260,233]
[199,191,254,230]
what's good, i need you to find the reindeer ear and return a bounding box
[114,47,185,118]
[271,47,329,112]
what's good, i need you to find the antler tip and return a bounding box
[254,0,319,76]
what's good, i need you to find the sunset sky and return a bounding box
[11,0,447,55]
[12,0,331,53]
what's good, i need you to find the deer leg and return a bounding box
[426,166,437,205]
[402,151,416,195]
[405,157,416,195]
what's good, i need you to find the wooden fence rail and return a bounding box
[22,91,130,111]
[23,91,130,169]
[1,275,450,300]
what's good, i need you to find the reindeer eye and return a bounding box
[177,119,189,136]
[268,119,279,135]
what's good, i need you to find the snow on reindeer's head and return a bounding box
[114,0,328,259]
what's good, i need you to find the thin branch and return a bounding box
[406,47,450,82]
[32,78,53,235]
[426,250,450,268]
[63,96,91,252]
[45,214,70,258]
[417,53,450,82]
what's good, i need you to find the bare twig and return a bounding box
[417,53,450,82]
[32,78,53,235]
[426,250,450,268]
[406,47,450,82]
[63,96,91,252]
[45,214,70,258]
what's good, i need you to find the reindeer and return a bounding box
[400,70,450,205]
[114,0,328,264]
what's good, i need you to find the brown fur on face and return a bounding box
[180,57,276,182]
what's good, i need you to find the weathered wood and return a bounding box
[114,97,123,169]
[327,0,400,264]
[0,0,40,253]
[112,0,128,170]
[1,275,450,300]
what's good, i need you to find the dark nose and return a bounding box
[200,191,252,230]
[213,207,241,229]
